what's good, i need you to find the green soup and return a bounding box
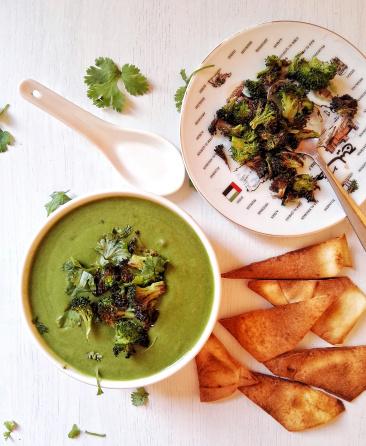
[29,197,215,380]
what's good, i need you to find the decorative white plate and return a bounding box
[180,21,366,236]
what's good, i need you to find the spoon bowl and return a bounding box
[19,79,185,196]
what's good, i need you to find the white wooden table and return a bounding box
[1,1,366,444]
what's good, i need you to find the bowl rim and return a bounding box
[20,189,221,389]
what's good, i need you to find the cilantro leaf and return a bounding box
[121,64,149,96]
[174,65,214,112]
[132,255,167,286]
[95,227,132,266]
[84,58,149,112]
[68,424,81,439]
[45,191,72,216]
[131,387,149,406]
[85,57,125,112]
[96,367,103,396]
[0,104,9,116]
[0,129,13,153]
[3,420,17,441]
[32,317,49,335]
[174,86,187,113]
[85,431,107,438]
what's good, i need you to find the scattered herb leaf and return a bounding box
[87,351,103,361]
[32,317,49,335]
[0,104,9,116]
[0,129,13,153]
[3,420,17,441]
[84,57,149,112]
[85,431,107,438]
[131,387,149,406]
[96,367,103,396]
[68,424,81,439]
[174,65,214,112]
[45,191,72,216]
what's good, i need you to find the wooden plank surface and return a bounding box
[1,0,366,444]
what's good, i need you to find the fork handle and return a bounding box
[314,154,366,251]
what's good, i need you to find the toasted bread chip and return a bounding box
[239,373,345,431]
[222,235,351,279]
[195,334,257,402]
[220,295,333,362]
[264,346,366,401]
[312,278,366,344]
[249,277,366,344]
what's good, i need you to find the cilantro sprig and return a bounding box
[0,104,14,153]
[131,387,149,406]
[84,57,149,112]
[45,191,72,216]
[3,420,17,441]
[68,424,106,439]
[174,65,214,112]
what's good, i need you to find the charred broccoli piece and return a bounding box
[97,294,134,326]
[113,319,149,358]
[289,174,318,202]
[230,133,259,164]
[246,155,268,178]
[69,296,94,339]
[135,281,166,308]
[288,54,338,90]
[216,98,252,125]
[250,103,276,130]
[276,83,313,124]
[270,175,291,200]
[244,79,267,100]
[330,94,358,118]
[257,55,288,86]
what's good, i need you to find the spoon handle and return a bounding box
[314,153,366,251]
[19,79,116,149]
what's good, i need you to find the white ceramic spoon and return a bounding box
[19,79,186,196]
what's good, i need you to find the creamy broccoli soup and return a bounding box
[29,197,214,380]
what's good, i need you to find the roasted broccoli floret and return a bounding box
[244,79,267,100]
[97,294,134,326]
[277,83,313,124]
[257,55,287,86]
[270,175,291,200]
[330,94,358,118]
[288,54,338,90]
[279,151,304,170]
[250,103,276,129]
[69,296,94,339]
[291,174,318,202]
[246,155,268,178]
[135,281,166,308]
[216,98,252,125]
[113,319,149,358]
[230,133,259,165]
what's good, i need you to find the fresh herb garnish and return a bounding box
[68,424,81,439]
[45,191,72,216]
[32,317,49,335]
[96,367,103,396]
[68,425,106,439]
[131,387,149,406]
[0,104,14,153]
[84,57,149,112]
[3,421,17,441]
[57,226,168,358]
[87,351,103,361]
[175,65,214,112]
[85,431,107,438]
[0,129,13,153]
[0,104,10,116]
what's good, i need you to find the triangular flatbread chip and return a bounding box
[264,346,366,401]
[239,373,344,431]
[222,235,351,279]
[312,278,366,344]
[248,277,366,345]
[220,295,333,362]
[195,334,257,402]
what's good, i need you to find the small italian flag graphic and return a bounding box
[222,182,242,202]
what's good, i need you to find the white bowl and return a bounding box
[21,190,221,389]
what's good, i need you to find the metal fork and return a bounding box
[296,137,366,250]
